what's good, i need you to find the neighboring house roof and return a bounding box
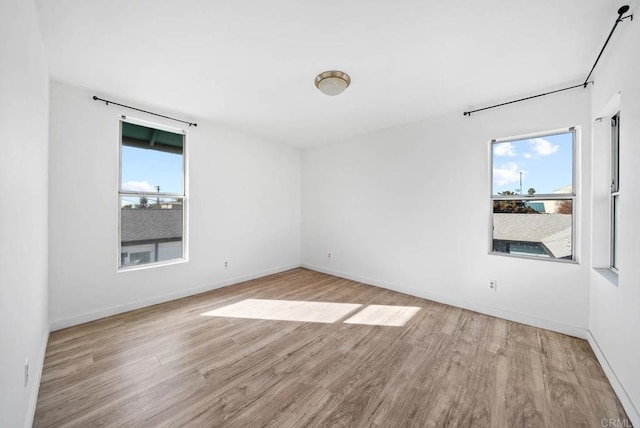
[554,184,572,194]
[540,228,572,259]
[121,208,182,243]
[493,213,572,258]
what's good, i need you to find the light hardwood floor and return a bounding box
[34,268,627,427]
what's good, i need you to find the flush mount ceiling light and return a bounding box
[315,70,351,96]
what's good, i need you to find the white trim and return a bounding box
[117,115,189,270]
[49,264,300,331]
[302,264,588,339]
[587,331,640,427]
[610,113,620,272]
[300,267,639,421]
[46,265,638,424]
[593,267,619,287]
[117,256,187,273]
[24,326,49,428]
[489,128,578,263]
[595,91,621,121]
[119,114,186,135]
[492,126,577,145]
[303,266,639,422]
[488,250,578,265]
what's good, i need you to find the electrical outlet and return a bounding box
[328,252,332,259]
[488,280,497,291]
[224,261,228,268]
[24,359,29,387]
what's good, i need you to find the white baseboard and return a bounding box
[304,264,640,424]
[587,332,640,427]
[43,264,639,425]
[45,264,638,426]
[301,264,588,339]
[50,264,300,331]
[24,326,49,428]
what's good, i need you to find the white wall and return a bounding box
[302,88,591,336]
[6,3,635,424]
[0,0,50,426]
[48,81,301,329]
[589,7,640,422]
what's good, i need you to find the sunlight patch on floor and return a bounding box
[201,299,362,323]
[201,299,421,327]
[343,304,421,327]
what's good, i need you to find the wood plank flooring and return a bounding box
[34,268,627,427]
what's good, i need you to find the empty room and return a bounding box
[2,0,639,426]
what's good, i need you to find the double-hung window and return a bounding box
[119,117,186,269]
[610,113,620,271]
[490,129,576,261]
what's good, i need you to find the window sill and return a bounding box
[489,251,578,264]
[118,258,187,273]
[593,267,619,286]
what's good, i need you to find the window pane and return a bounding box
[612,195,619,269]
[492,199,572,259]
[611,113,620,192]
[121,122,184,194]
[492,132,573,196]
[120,197,183,268]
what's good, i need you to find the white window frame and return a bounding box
[610,112,620,273]
[489,127,577,263]
[117,115,188,271]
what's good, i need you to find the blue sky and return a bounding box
[120,131,571,200]
[121,146,183,198]
[492,132,573,195]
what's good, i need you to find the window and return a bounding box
[119,117,186,269]
[610,112,620,271]
[490,129,576,261]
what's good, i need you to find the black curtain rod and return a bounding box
[464,5,633,117]
[583,5,633,87]
[92,96,198,127]
[463,82,593,116]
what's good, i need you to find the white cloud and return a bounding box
[493,162,523,187]
[523,152,532,159]
[494,142,516,157]
[529,138,559,156]
[122,180,156,192]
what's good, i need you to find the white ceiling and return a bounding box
[36,0,632,147]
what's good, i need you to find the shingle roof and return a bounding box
[540,227,572,259]
[493,213,572,258]
[121,208,182,243]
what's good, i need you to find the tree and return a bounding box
[137,196,148,209]
[527,188,536,196]
[557,200,572,214]
[493,191,538,213]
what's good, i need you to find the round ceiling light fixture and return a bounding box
[315,70,351,96]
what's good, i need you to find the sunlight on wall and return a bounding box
[201,299,421,327]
